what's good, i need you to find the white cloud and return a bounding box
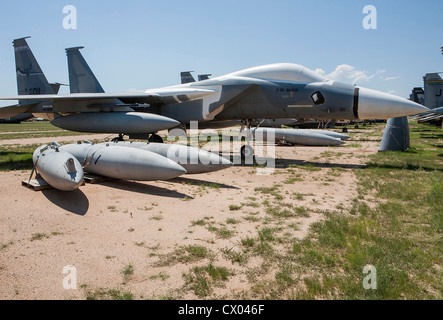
[381,76,400,81]
[315,64,375,84]
[314,68,326,77]
[315,65,399,84]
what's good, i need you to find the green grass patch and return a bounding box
[288,163,322,171]
[0,122,88,140]
[242,123,442,300]
[0,145,37,171]
[154,245,211,267]
[84,287,134,300]
[182,263,233,298]
[291,123,443,299]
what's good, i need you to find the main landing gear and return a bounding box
[240,119,264,159]
[110,132,164,143]
[240,144,254,158]
[148,133,163,143]
[111,134,125,143]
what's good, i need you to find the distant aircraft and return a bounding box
[198,74,212,81]
[180,71,196,84]
[423,73,443,110]
[0,37,429,157]
[408,73,443,124]
[410,106,443,123]
[180,71,212,84]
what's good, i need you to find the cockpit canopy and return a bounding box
[228,63,326,83]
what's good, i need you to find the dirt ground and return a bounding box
[0,127,380,300]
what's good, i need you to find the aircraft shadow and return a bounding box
[100,180,191,199]
[225,154,366,170]
[42,188,89,216]
[365,162,443,172]
[273,158,366,170]
[169,177,240,190]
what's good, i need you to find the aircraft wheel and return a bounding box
[149,134,164,143]
[111,136,124,143]
[240,145,254,158]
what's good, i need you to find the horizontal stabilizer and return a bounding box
[198,74,212,81]
[0,102,36,118]
[50,82,68,94]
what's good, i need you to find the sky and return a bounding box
[0,0,442,107]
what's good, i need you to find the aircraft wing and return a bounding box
[0,87,218,106]
[0,102,38,118]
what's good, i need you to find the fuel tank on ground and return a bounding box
[296,129,350,141]
[253,128,345,146]
[32,144,84,191]
[100,141,233,174]
[59,143,186,180]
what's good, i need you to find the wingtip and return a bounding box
[65,46,85,52]
[13,36,31,41]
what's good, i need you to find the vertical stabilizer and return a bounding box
[66,46,105,93]
[198,74,212,81]
[180,71,196,84]
[13,37,55,96]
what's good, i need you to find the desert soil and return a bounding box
[0,127,380,299]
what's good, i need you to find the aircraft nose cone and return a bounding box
[357,87,429,120]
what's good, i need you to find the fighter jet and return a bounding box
[0,38,429,158]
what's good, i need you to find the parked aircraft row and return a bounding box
[409,106,443,123]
